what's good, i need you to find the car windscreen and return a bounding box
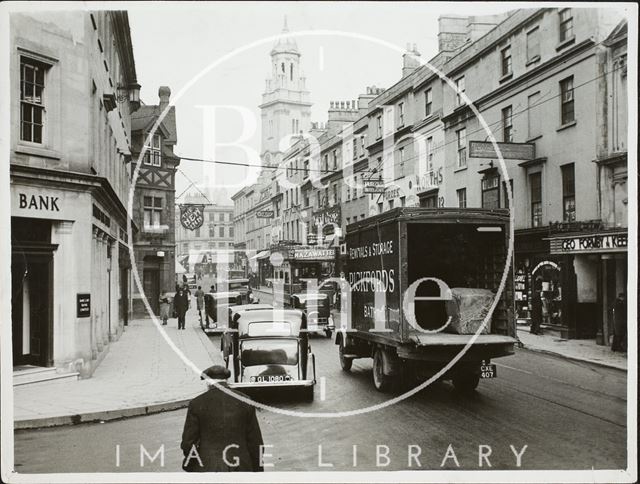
[241,339,298,366]
[229,282,247,290]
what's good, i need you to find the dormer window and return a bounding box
[144,133,162,166]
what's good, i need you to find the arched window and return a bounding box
[281,62,285,73]
[290,63,293,81]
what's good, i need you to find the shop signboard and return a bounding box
[256,210,274,219]
[293,247,336,261]
[312,205,341,228]
[469,141,535,160]
[416,168,443,194]
[550,232,628,254]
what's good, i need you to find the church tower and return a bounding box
[259,17,312,167]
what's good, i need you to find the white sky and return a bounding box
[127,2,515,203]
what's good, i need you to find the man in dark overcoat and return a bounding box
[181,365,264,472]
[174,287,189,330]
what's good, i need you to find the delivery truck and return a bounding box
[336,207,517,393]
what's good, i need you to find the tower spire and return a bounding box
[283,15,289,32]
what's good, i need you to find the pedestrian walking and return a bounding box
[181,365,264,472]
[159,293,171,326]
[195,286,205,324]
[612,292,627,352]
[174,287,189,330]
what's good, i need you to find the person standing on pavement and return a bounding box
[174,287,189,330]
[195,286,205,325]
[159,293,171,326]
[181,365,264,472]
[612,292,627,352]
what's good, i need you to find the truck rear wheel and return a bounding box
[452,372,480,393]
[372,348,393,392]
[339,340,353,372]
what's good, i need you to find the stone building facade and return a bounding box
[9,11,140,377]
[233,9,628,347]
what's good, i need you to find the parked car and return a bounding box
[291,292,334,338]
[217,278,254,304]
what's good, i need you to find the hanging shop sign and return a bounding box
[256,210,275,219]
[363,178,386,194]
[469,141,535,160]
[179,204,205,231]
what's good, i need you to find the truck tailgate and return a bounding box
[408,333,516,346]
[398,333,516,361]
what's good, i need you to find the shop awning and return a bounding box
[187,253,204,266]
[249,250,270,260]
[175,260,187,274]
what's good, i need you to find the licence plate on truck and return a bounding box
[480,364,497,379]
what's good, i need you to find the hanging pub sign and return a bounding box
[179,204,205,231]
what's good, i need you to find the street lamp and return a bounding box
[116,82,141,104]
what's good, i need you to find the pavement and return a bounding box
[13,312,223,429]
[517,324,628,371]
[12,288,627,429]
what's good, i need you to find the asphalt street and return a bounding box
[13,332,627,473]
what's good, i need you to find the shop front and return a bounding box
[268,244,337,305]
[548,229,628,346]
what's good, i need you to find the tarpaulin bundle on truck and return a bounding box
[445,288,495,335]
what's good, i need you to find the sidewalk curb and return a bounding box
[517,343,627,372]
[15,325,216,431]
[14,396,198,430]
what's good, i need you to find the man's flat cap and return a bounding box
[201,365,231,380]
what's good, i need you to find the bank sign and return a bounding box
[550,232,628,254]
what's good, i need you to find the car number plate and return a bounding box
[255,375,285,383]
[480,364,497,379]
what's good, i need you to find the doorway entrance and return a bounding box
[11,218,55,367]
[143,255,162,315]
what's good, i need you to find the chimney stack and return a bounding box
[158,86,171,111]
[402,43,421,78]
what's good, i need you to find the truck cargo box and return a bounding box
[345,208,515,346]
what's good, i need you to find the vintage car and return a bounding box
[290,292,334,338]
[229,303,274,319]
[225,308,316,400]
[202,291,243,333]
[217,278,255,304]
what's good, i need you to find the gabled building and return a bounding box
[130,87,179,316]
